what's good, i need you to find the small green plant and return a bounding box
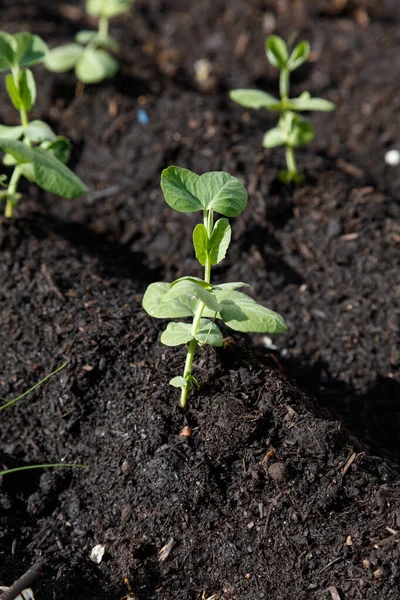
[142,167,287,409]
[230,35,335,184]
[0,363,86,477]
[44,0,134,84]
[0,31,87,218]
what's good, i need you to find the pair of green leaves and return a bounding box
[45,43,118,84]
[86,0,133,18]
[0,138,87,198]
[263,113,314,149]
[0,32,48,72]
[266,35,310,72]
[229,89,334,114]
[143,279,286,344]
[6,68,36,112]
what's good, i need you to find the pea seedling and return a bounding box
[0,363,86,476]
[230,35,335,184]
[143,167,287,408]
[0,31,87,218]
[44,0,134,84]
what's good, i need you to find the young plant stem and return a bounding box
[285,145,297,176]
[0,464,87,477]
[4,166,22,218]
[98,15,109,40]
[179,209,214,409]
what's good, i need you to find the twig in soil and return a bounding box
[327,587,342,600]
[158,538,175,562]
[0,561,43,600]
[341,451,364,475]
[318,555,343,574]
[373,531,400,549]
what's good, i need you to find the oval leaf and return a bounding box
[31,147,87,198]
[170,276,212,291]
[195,171,247,217]
[142,282,197,318]
[265,35,288,70]
[161,166,202,213]
[0,32,15,71]
[287,40,310,72]
[45,43,84,72]
[209,218,231,264]
[193,223,208,266]
[288,116,314,147]
[288,95,336,112]
[195,319,223,346]
[161,322,194,346]
[25,120,57,143]
[5,73,21,110]
[163,280,221,313]
[0,138,34,163]
[75,48,118,83]
[41,136,71,164]
[214,289,287,333]
[169,376,188,389]
[0,125,24,140]
[19,68,36,112]
[86,0,133,18]
[13,33,48,67]
[230,89,280,110]
[262,126,287,148]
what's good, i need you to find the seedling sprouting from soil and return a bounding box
[44,0,134,84]
[230,35,335,184]
[0,31,87,218]
[0,363,86,476]
[142,167,287,408]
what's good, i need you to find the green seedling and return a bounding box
[143,166,287,409]
[0,362,87,476]
[230,35,335,184]
[44,0,134,84]
[0,31,87,218]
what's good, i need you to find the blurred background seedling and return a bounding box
[45,0,134,84]
[230,34,335,184]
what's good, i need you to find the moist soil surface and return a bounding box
[0,1,399,599]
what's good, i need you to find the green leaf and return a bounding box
[31,147,87,198]
[262,126,287,148]
[195,319,223,346]
[161,322,194,346]
[13,33,48,67]
[193,223,208,266]
[213,282,249,291]
[86,0,133,18]
[287,92,335,112]
[287,40,310,71]
[169,376,188,389]
[229,89,280,110]
[0,32,15,71]
[195,171,247,217]
[44,44,84,73]
[170,276,213,291]
[75,48,118,83]
[0,138,34,163]
[278,170,304,185]
[288,115,314,147]
[213,289,287,333]
[163,280,221,313]
[41,136,71,164]
[25,120,56,143]
[5,73,21,110]
[161,166,202,213]
[209,218,231,264]
[20,162,36,183]
[265,35,288,70]
[142,282,197,319]
[0,125,24,140]
[75,30,119,50]
[19,68,36,111]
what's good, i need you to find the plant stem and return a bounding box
[285,145,297,176]
[98,15,109,40]
[0,463,87,477]
[179,209,214,408]
[5,166,22,218]
[279,68,289,101]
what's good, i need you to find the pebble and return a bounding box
[268,462,287,482]
[385,149,400,166]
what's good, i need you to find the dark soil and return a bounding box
[0,1,399,599]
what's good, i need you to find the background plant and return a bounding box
[230,35,335,184]
[143,166,286,408]
[44,0,134,84]
[0,363,86,477]
[0,31,87,218]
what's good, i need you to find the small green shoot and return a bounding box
[0,362,87,476]
[44,0,134,84]
[230,35,335,184]
[143,167,287,409]
[0,31,87,218]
